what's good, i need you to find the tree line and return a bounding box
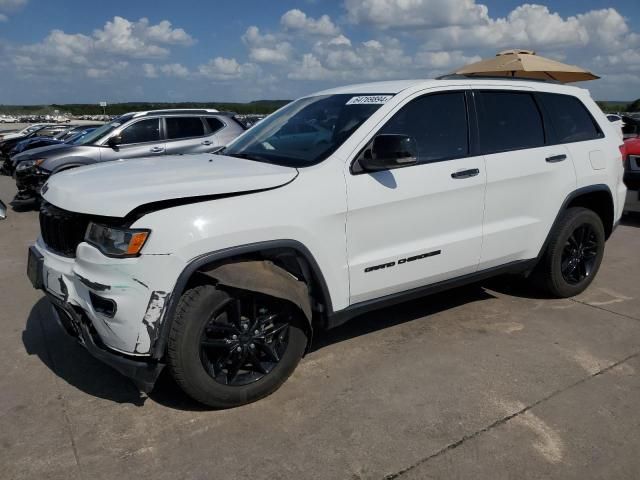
[0,100,291,116]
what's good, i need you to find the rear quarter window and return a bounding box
[205,117,225,134]
[537,93,603,144]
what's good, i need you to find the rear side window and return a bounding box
[538,93,603,143]
[476,91,545,153]
[205,117,224,133]
[166,117,205,140]
[119,118,161,145]
[379,92,469,163]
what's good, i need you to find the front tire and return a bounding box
[167,285,308,408]
[536,207,605,297]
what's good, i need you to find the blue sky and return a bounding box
[0,0,638,104]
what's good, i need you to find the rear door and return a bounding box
[163,116,212,155]
[100,117,165,162]
[474,89,576,269]
[345,90,487,304]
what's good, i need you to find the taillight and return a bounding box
[619,144,627,164]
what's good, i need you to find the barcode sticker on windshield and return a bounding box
[346,95,393,105]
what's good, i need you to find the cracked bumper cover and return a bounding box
[47,295,164,392]
[31,239,185,390]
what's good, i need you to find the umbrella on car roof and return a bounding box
[454,49,600,83]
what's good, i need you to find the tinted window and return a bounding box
[539,93,602,143]
[477,91,545,153]
[120,119,161,144]
[205,117,224,133]
[378,92,468,163]
[166,117,205,140]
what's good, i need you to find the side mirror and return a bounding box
[107,135,122,148]
[359,134,418,172]
[0,199,6,220]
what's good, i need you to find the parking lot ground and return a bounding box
[1,174,639,480]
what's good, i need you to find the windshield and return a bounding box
[66,129,96,145]
[221,93,392,167]
[75,115,132,145]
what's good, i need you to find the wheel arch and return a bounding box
[564,185,615,239]
[151,240,333,360]
[538,184,615,261]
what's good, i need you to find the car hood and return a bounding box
[42,153,299,217]
[12,143,74,164]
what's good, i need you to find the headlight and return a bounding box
[16,159,44,171]
[85,223,151,257]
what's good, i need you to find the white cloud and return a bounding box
[344,0,489,28]
[242,26,293,64]
[415,50,482,70]
[0,13,7,21]
[421,5,635,53]
[159,63,190,78]
[141,18,195,45]
[281,9,340,36]
[290,37,413,81]
[142,63,158,78]
[8,16,196,80]
[198,56,259,80]
[0,0,27,8]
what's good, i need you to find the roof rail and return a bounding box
[132,108,220,118]
[436,74,560,84]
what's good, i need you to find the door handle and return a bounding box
[546,154,567,163]
[451,168,480,179]
[201,140,213,146]
[149,147,164,153]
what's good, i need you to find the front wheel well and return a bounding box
[182,246,331,329]
[566,189,614,239]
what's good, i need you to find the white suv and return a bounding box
[25,78,627,407]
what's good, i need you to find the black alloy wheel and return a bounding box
[560,223,600,285]
[168,284,308,408]
[199,293,291,386]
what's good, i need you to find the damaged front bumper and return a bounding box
[15,165,49,197]
[28,239,183,391]
[47,294,164,392]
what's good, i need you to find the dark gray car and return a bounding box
[12,109,247,205]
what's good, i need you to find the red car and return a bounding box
[624,137,640,190]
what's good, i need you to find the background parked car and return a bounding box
[622,115,640,139]
[0,123,52,142]
[11,109,246,206]
[0,125,73,173]
[9,126,100,164]
[607,114,624,138]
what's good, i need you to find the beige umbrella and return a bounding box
[454,49,599,83]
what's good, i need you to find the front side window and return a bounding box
[222,94,390,167]
[79,115,134,145]
[166,117,205,140]
[378,92,469,163]
[119,118,161,145]
[538,93,602,143]
[476,91,545,153]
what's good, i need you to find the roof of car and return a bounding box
[312,77,587,97]
[129,108,220,118]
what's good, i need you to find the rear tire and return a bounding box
[167,284,308,408]
[536,207,605,297]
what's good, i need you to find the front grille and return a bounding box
[39,202,91,257]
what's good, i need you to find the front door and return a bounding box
[101,117,165,162]
[345,90,486,305]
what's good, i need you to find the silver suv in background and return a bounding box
[12,109,247,206]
